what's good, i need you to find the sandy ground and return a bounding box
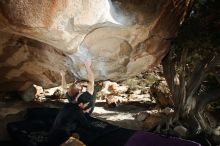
[92,100,151,130]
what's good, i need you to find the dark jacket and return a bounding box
[52,103,91,132]
[66,91,94,115]
[47,103,91,146]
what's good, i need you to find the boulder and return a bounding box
[0,0,193,95]
[149,80,173,107]
[174,125,188,137]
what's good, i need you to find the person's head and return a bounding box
[68,81,82,98]
[77,92,93,113]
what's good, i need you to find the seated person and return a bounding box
[47,92,94,146]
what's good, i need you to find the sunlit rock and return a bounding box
[149,80,173,107]
[135,111,150,121]
[61,137,86,146]
[174,125,188,137]
[213,126,220,136]
[143,114,161,130]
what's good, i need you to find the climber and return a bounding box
[60,60,95,114]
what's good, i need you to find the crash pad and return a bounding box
[6,108,203,146]
[125,131,201,146]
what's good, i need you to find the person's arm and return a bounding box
[84,60,94,95]
[60,70,67,94]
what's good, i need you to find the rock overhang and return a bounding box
[0,0,192,92]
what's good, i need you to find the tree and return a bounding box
[160,0,220,136]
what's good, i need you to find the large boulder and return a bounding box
[0,0,193,93]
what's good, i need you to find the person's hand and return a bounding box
[84,60,92,68]
[60,70,65,77]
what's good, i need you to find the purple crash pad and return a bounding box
[125,131,201,146]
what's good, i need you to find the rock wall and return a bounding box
[0,0,192,92]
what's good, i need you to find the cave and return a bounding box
[0,0,219,146]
